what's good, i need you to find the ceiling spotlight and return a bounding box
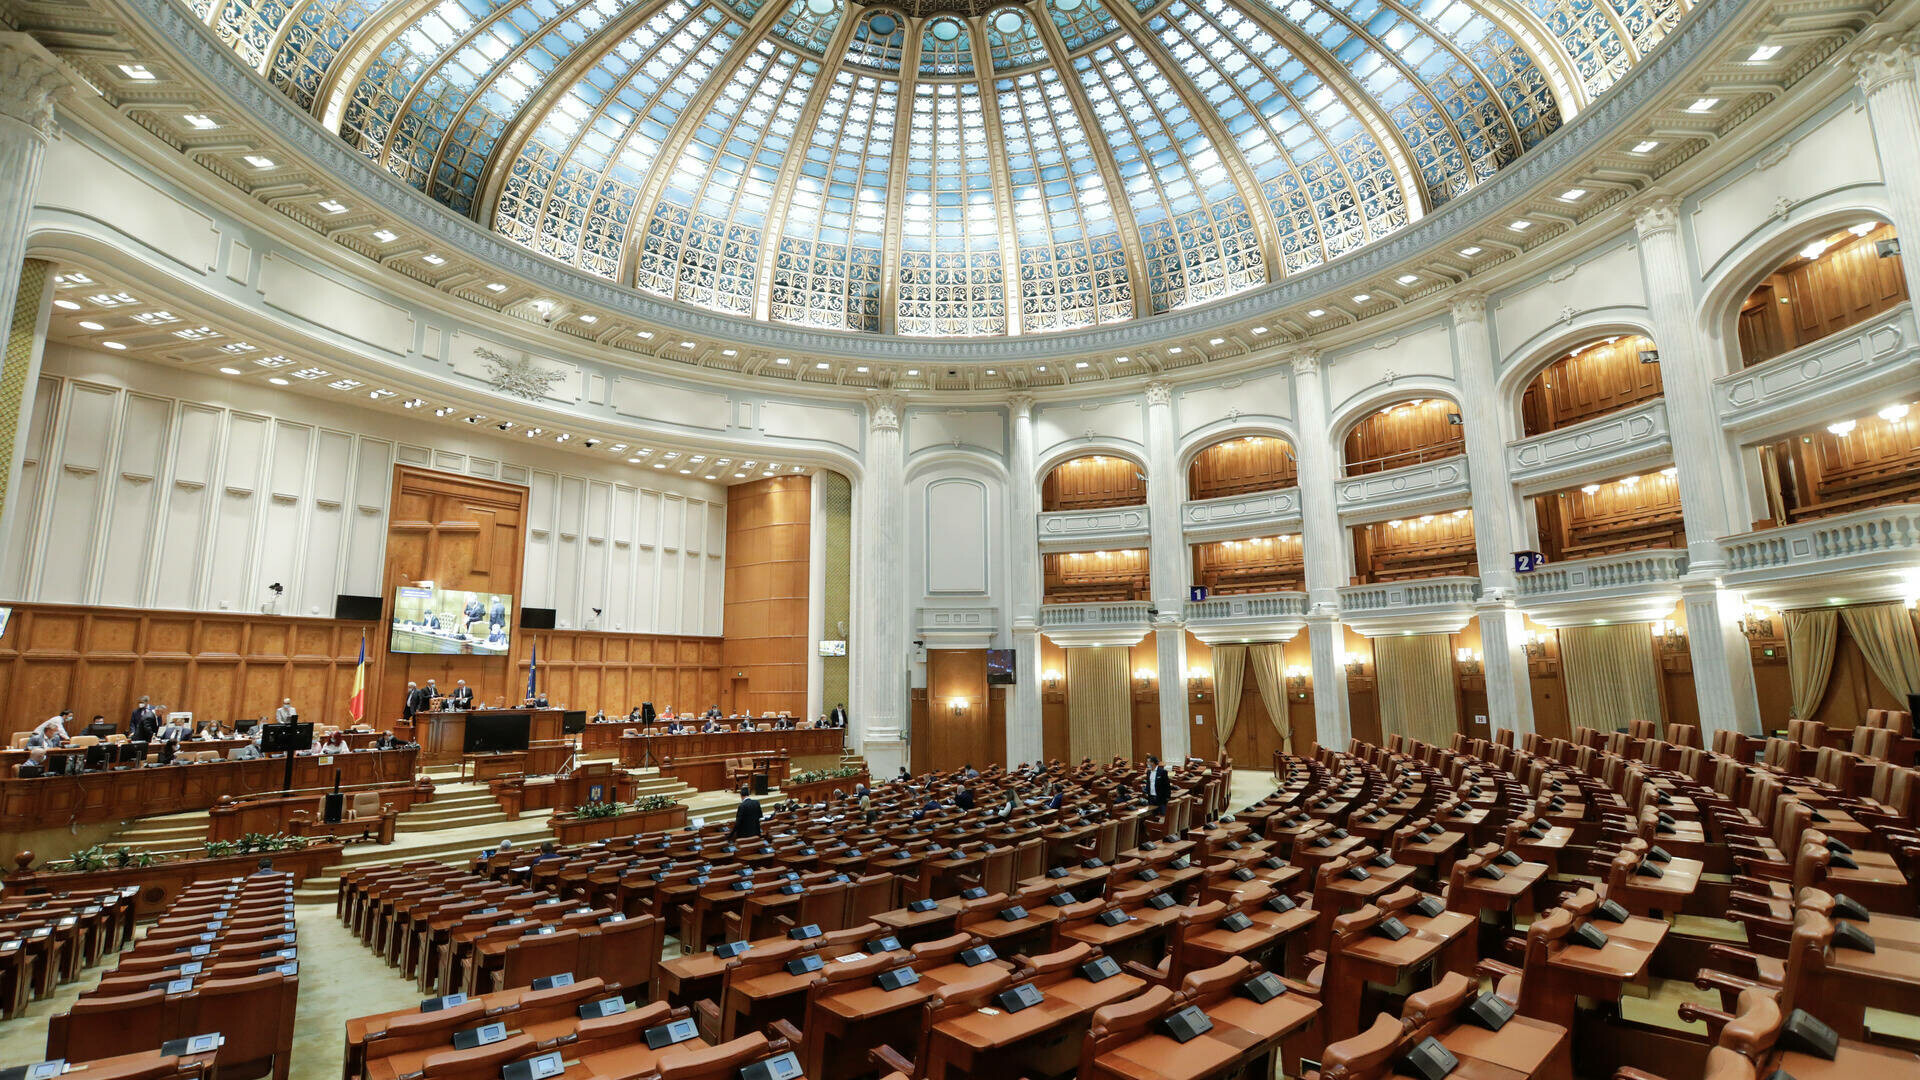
[53,299,80,310]
[243,154,275,169]
[183,114,218,130]
[1509,219,1532,231]
[1748,44,1781,61]
[101,341,127,350]
[372,229,397,243]
[1458,246,1481,257]
[579,314,597,324]
[318,199,349,215]
[219,367,241,375]
[1558,188,1587,202]
[1686,97,1719,113]
[1307,308,1325,318]
[421,253,445,265]
[1878,403,1910,422]
[268,376,289,385]
[1631,140,1659,154]
[1352,293,1371,303]
[1826,419,1856,437]
[485,282,507,293]
[1580,484,1600,494]
[77,320,103,331]
[1396,274,1418,285]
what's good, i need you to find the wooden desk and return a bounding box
[619,728,843,769]
[0,748,418,832]
[417,710,566,765]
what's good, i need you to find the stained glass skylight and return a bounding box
[197,0,1686,337]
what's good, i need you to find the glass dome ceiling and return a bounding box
[200,0,1687,336]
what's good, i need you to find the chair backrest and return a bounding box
[1315,1011,1403,1080]
[497,927,583,990]
[1716,989,1784,1066]
[1667,724,1701,749]
[846,873,895,926]
[583,912,659,995]
[351,792,381,817]
[182,972,296,1076]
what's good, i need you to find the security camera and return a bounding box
[268,582,284,595]
[592,607,603,617]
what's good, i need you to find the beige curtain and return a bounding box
[1211,645,1247,747]
[1783,608,1839,720]
[1841,602,1920,701]
[1376,634,1457,747]
[1066,646,1131,763]
[1246,643,1293,754]
[1560,623,1664,733]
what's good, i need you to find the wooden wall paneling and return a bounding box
[1539,473,1686,560]
[1519,336,1662,437]
[1043,549,1150,604]
[720,477,809,718]
[1740,224,1907,367]
[1342,399,1465,476]
[1040,637,1069,764]
[1187,437,1298,500]
[1356,511,1477,583]
[926,648,992,773]
[1041,456,1147,511]
[1192,536,1305,595]
[1129,638,1157,763]
[1343,628,1383,747]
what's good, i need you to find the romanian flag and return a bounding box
[348,633,367,723]
[527,640,538,701]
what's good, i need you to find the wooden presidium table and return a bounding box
[0,747,418,832]
[616,727,844,769]
[415,708,569,765]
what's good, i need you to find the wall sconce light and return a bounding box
[1134,668,1157,691]
[1185,666,1210,689]
[948,697,968,715]
[1651,619,1687,649]
[1521,629,1549,659]
[1285,665,1311,693]
[1738,605,1776,640]
[1043,670,1062,689]
[1454,647,1484,674]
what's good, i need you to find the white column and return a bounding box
[1143,380,1191,761]
[1006,394,1044,767]
[852,394,910,775]
[1855,40,1920,295]
[1290,354,1352,750]
[1635,198,1761,736]
[1450,294,1536,734]
[0,37,66,534]
[804,473,827,723]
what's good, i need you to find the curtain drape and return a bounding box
[1066,646,1131,764]
[1840,602,1920,701]
[1211,645,1247,747]
[1246,643,1293,753]
[1559,623,1664,733]
[1376,634,1456,747]
[1783,608,1839,721]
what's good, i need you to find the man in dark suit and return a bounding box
[489,597,507,632]
[829,703,849,728]
[404,681,432,719]
[462,597,485,636]
[730,785,762,839]
[129,697,160,743]
[450,680,475,709]
[954,785,975,811]
[1144,755,1170,814]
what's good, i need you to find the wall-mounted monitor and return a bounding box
[464,712,532,754]
[390,585,514,655]
[987,649,1016,685]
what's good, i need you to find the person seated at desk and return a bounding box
[995,791,1019,820]
[704,705,722,719]
[32,710,73,747]
[770,715,794,730]
[228,741,262,761]
[422,611,443,631]
[450,680,474,709]
[701,717,723,734]
[626,708,642,723]
[316,731,352,754]
[463,595,485,636]
[484,625,507,646]
[15,748,50,777]
[663,719,686,734]
[1045,783,1065,810]
[954,785,976,811]
[274,698,298,722]
[197,720,235,740]
[912,794,942,821]
[892,766,910,784]
[154,718,193,744]
[736,717,754,732]
[373,731,411,750]
[531,840,563,865]
[962,762,980,780]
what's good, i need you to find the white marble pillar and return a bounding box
[1290,354,1352,750]
[852,393,910,775]
[1006,394,1044,767]
[0,37,66,534]
[1143,380,1191,761]
[1450,294,1536,734]
[1635,198,1761,736]
[1854,39,1920,296]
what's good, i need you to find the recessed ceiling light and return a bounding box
[1558,188,1587,202]
[1686,97,1719,113]
[721,349,736,357]
[421,253,445,265]
[1631,140,1660,154]
[628,457,642,464]
[816,362,829,369]
[318,199,348,215]
[1509,219,1532,231]
[268,376,289,385]
[77,320,103,331]
[1166,348,1181,355]
[372,229,397,243]
[1209,337,1224,345]
[101,341,126,350]
[243,154,275,169]
[1307,308,1325,318]
[855,365,868,373]
[1251,326,1266,334]
[118,64,155,81]
[219,366,241,375]
[775,357,789,365]
[680,340,695,348]
[485,282,507,292]
[652,463,666,469]
[1458,246,1482,257]
[1352,293,1371,303]
[579,314,597,323]
[907,369,918,376]
[1075,361,1088,368]
[183,113,218,130]
[1036,365,1047,371]
[735,472,746,478]
[679,468,691,475]
[1748,44,1781,61]
[1396,274,1418,285]
[53,299,80,310]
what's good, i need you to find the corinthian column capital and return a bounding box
[866,393,904,432]
[1450,291,1488,324]
[1143,381,1173,408]
[1633,194,1682,240]
[1853,36,1919,96]
[0,35,68,139]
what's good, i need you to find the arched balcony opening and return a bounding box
[1737,221,1907,368]
[1529,468,1685,562]
[1186,435,1298,500]
[1342,397,1464,477]
[1350,510,1476,584]
[1043,549,1149,604]
[1520,334,1663,437]
[1190,534,1304,596]
[1041,454,1146,512]
[1754,398,1920,525]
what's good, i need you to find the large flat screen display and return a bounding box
[390,585,514,655]
[463,712,532,754]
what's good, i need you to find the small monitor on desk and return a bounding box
[261,722,314,754]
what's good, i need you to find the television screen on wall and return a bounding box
[986,649,1016,685]
[390,585,514,655]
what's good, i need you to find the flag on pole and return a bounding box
[527,640,538,701]
[348,633,367,723]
